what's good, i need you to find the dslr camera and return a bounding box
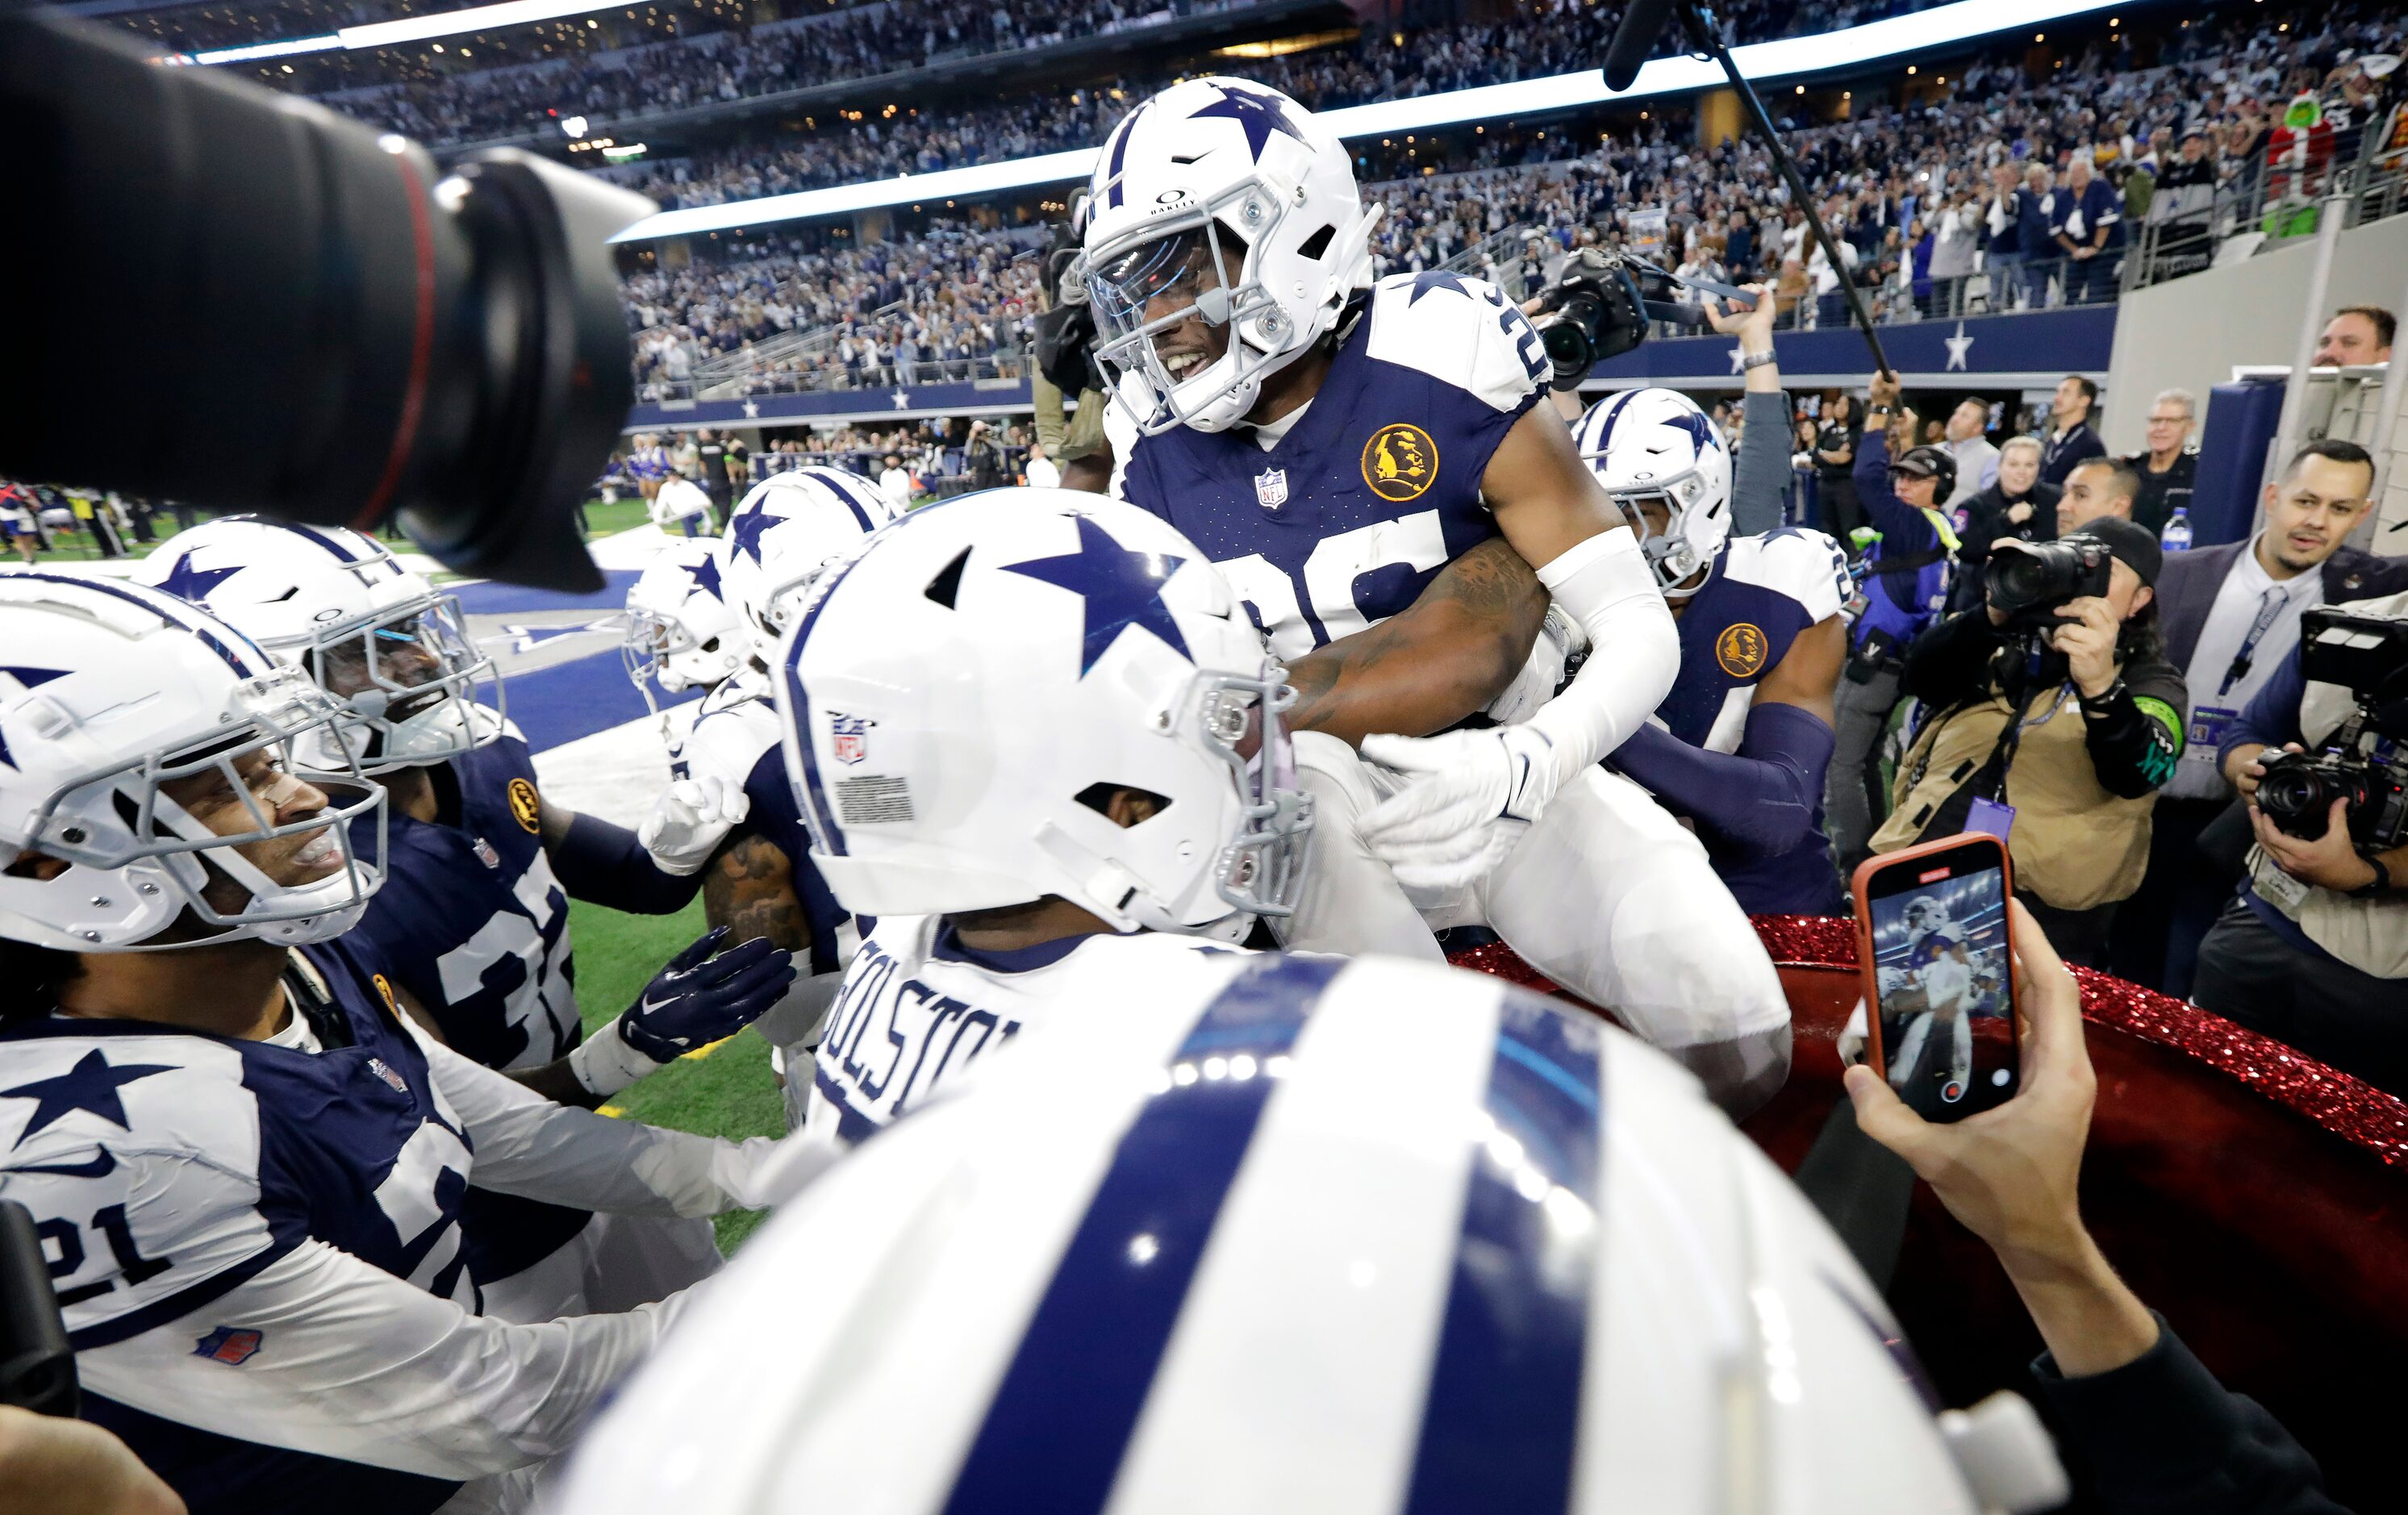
[1526,247,1758,390]
[2254,609,2408,851]
[1985,536,2114,631]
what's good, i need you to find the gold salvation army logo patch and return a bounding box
[507,777,541,833]
[1715,622,1770,678]
[1361,423,1439,502]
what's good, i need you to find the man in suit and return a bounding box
[2110,439,2408,992]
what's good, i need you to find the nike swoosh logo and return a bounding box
[15,1150,115,1179]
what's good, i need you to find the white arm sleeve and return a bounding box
[77,1238,683,1480]
[1521,528,1680,782]
[415,1025,781,1217]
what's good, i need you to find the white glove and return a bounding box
[1484,602,1587,726]
[637,774,753,875]
[1358,723,1561,891]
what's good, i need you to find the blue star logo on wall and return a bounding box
[1667,411,1723,453]
[152,552,242,603]
[1000,514,1193,676]
[687,551,725,600]
[1,1049,177,1149]
[1191,83,1308,162]
[728,507,780,566]
[1408,269,1478,304]
[0,666,66,772]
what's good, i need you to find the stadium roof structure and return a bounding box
[606,0,2142,244]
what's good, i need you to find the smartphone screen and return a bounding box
[1858,836,2020,1121]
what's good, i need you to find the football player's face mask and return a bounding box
[1087,187,1299,436]
[1190,665,1313,929]
[303,597,501,774]
[14,665,386,949]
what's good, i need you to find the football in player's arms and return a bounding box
[139,519,782,1321]
[1072,77,1789,1114]
[0,578,786,1515]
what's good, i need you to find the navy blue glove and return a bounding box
[570,927,797,1095]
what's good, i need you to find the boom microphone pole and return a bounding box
[1597,0,1894,379]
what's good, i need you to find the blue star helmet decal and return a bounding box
[1,1049,177,1148]
[1000,513,1193,677]
[728,507,780,566]
[687,551,726,600]
[1190,83,1309,163]
[1667,411,1723,453]
[153,552,244,603]
[1408,269,1479,304]
[0,666,67,772]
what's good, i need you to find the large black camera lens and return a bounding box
[2254,753,2339,841]
[1538,303,1600,390]
[0,15,654,591]
[1986,538,2116,628]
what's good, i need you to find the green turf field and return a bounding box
[569,897,787,1255]
[12,496,640,569]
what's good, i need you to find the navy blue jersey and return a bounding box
[1111,271,1546,661]
[0,936,473,1515]
[348,726,578,1072]
[682,682,858,975]
[345,721,588,1286]
[1662,529,1851,915]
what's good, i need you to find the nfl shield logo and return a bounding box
[366,1058,409,1095]
[1254,468,1288,511]
[830,712,873,765]
[472,837,501,870]
[194,1326,264,1365]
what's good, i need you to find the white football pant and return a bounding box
[1280,732,1792,1115]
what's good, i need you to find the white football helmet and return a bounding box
[1902,895,1951,934]
[776,488,1311,939]
[135,517,500,774]
[720,465,898,659]
[0,574,385,951]
[1574,388,1734,597]
[557,953,2063,1515]
[1083,77,1381,435]
[623,538,742,697]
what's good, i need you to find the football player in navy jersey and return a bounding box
[1071,77,1788,1112]
[0,576,782,1515]
[1575,305,1853,917]
[138,519,787,1320]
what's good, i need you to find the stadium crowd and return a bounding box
[291,0,1955,148]
[616,0,2402,402]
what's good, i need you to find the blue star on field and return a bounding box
[2,1050,177,1148]
[728,507,780,566]
[152,552,243,603]
[1191,84,1308,162]
[1000,514,1193,676]
[0,666,66,772]
[1408,269,1478,304]
[687,551,725,599]
[1667,411,1723,453]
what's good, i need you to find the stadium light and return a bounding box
[611,0,2135,243]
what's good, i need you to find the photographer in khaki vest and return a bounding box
[2204,588,2408,1096]
[1872,519,2185,965]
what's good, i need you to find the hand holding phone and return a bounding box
[1851,833,2022,1121]
[1842,898,2107,1297]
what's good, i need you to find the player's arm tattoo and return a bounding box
[1282,536,1548,746]
[703,832,814,954]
